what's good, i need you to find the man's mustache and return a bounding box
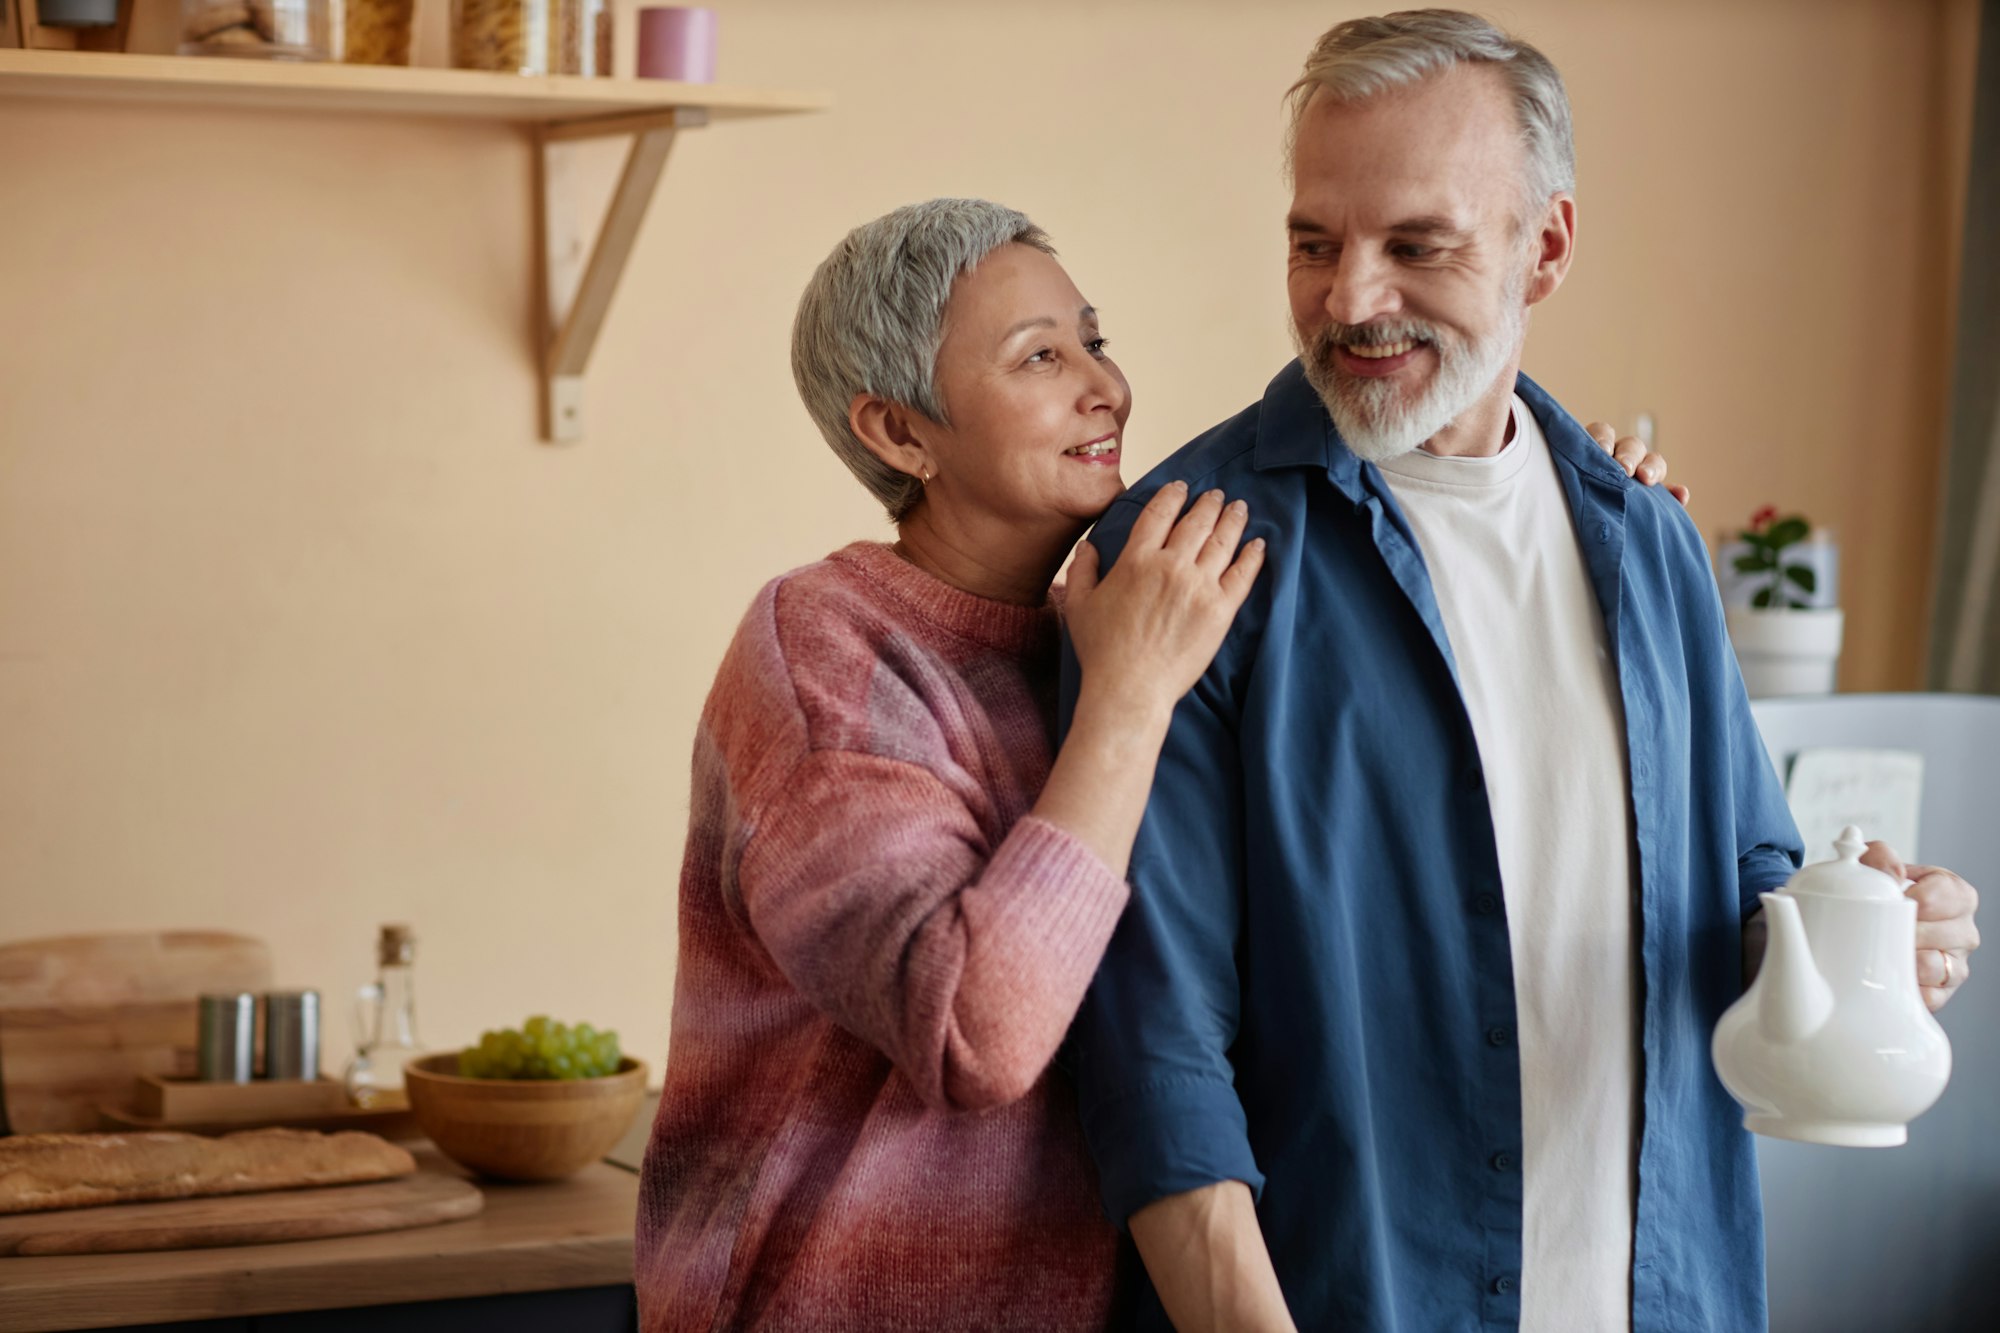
[1311,319,1442,364]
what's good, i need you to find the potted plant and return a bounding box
[1724,505,1844,697]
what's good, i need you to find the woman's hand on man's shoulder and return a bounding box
[1064,480,1264,721]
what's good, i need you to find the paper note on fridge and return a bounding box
[1784,747,1924,865]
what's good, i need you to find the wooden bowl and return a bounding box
[403,1052,649,1181]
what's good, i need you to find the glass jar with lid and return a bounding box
[179,0,332,60]
[450,0,613,77]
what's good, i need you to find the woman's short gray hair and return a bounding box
[1286,9,1574,215]
[792,198,1056,523]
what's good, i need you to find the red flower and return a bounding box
[1749,505,1778,531]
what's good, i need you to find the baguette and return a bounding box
[0,1128,417,1215]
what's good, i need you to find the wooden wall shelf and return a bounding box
[0,49,831,441]
[0,49,826,127]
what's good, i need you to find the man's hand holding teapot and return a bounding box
[1861,841,1981,1012]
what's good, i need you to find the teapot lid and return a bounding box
[1786,826,1903,902]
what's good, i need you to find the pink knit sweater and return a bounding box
[636,541,1129,1332]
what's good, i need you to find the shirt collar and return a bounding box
[1513,371,1635,495]
[1252,359,1350,489]
[1252,358,1635,499]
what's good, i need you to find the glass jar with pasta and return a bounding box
[340,0,415,65]
[551,0,613,77]
[450,0,614,77]
[450,0,551,75]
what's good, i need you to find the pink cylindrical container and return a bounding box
[637,6,716,83]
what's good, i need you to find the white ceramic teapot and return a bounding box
[1711,825,1951,1146]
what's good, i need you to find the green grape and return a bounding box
[458,1017,626,1080]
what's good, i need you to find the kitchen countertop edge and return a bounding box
[0,1154,639,1332]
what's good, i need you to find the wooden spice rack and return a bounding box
[0,47,830,441]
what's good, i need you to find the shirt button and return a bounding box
[1472,893,1499,916]
[1494,1275,1517,1295]
[1487,1025,1513,1047]
[1597,522,1610,543]
[1491,1151,1515,1171]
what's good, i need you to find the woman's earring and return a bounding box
[919,465,931,487]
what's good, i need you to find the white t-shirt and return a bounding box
[1377,397,1639,1332]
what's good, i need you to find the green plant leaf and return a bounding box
[1733,553,1772,574]
[1764,517,1810,548]
[1784,565,1818,593]
[1752,586,1774,609]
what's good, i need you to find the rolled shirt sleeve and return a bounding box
[1732,693,1806,917]
[1059,495,1266,1226]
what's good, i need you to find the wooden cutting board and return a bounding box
[96,1100,423,1142]
[0,931,273,1133]
[0,1171,484,1256]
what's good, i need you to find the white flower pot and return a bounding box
[1726,606,1845,698]
[1716,534,1839,610]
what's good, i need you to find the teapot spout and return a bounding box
[1756,891,1834,1045]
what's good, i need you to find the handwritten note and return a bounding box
[1783,748,1924,864]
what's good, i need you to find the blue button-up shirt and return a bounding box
[1058,361,1803,1332]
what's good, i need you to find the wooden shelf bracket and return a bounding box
[534,106,709,443]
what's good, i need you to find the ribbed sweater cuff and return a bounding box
[982,816,1131,978]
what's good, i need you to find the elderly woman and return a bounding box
[636,198,1677,1332]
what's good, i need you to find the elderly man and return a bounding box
[1059,10,1981,1332]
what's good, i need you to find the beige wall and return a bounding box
[0,0,1976,1076]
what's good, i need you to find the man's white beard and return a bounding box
[1294,292,1527,464]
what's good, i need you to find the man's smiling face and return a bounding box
[1286,64,1556,461]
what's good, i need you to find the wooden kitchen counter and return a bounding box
[0,1149,640,1333]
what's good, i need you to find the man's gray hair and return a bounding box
[792,198,1056,523]
[1286,9,1574,212]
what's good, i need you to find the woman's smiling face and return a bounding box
[915,243,1132,529]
